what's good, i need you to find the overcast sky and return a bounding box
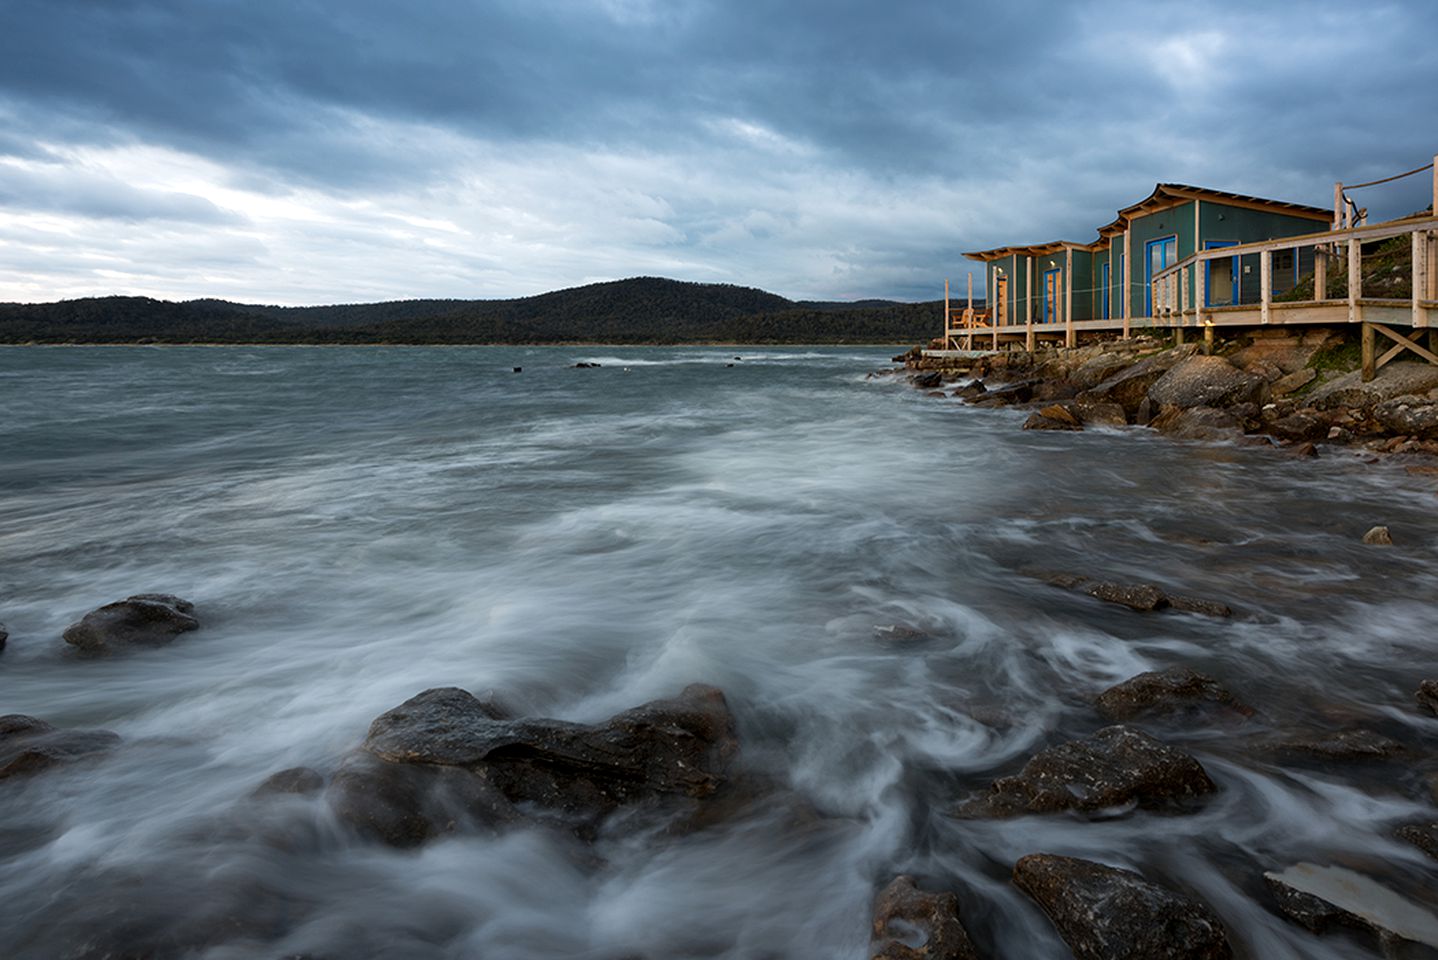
[2,0,1435,304]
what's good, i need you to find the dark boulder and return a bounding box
[1095,668,1252,724]
[1,715,121,779]
[970,379,1040,407]
[1072,353,1140,390]
[1074,400,1129,428]
[1014,854,1232,960]
[1374,396,1438,440]
[912,371,943,389]
[1033,379,1080,402]
[950,381,987,401]
[62,594,198,654]
[1148,406,1243,441]
[1045,575,1231,618]
[1023,411,1083,431]
[1418,680,1438,716]
[870,875,980,960]
[1147,356,1266,410]
[953,725,1216,819]
[1269,410,1331,443]
[1397,822,1438,862]
[340,684,740,844]
[0,621,7,652]
[1164,595,1234,618]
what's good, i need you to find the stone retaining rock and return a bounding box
[1147,356,1266,410]
[1014,854,1232,960]
[0,715,121,779]
[1095,668,1252,724]
[870,876,980,960]
[62,594,198,653]
[953,725,1216,819]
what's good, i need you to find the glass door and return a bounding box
[1144,235,1177,316]
[1204,240,1237,306]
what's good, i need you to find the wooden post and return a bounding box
[1260,249,1272,325]
[943,277,951,348]
[1180,266,1189,327]
[1314,244,1327,302]
[1064,248,1074,348]
[1123,228,1132,338]
[1432,154,1437,220]
[1348,232,1362,325]
[1195,250,1206,325]
[1362,321,1375,381]
[1203,323,1214,355]
[1415,230,1429,329]
[1026,256,1034,352]
[1175,326,1185,346]
[1333,182,1343,231]
[966,272,973,314]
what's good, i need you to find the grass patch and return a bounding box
[1307,334,1362,373]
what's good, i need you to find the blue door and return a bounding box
[1144,235,1177,316]
[1204,240,1237,306]
[1042,269,1060,323]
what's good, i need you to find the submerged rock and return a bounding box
[1095,668,1252,724]
[953,725,1216,819]
[335,684,740,844]
[1363,525,1394,546]
[870,875,980,960]
[1270,729,1403,762]
[1396,822,1438,862]
[1042,574,1232,618]
[912,371,943,389]
[1023,411,1083,431]
[1085,581,1167,611]
[0,621,7,653]
[1265,862,1438,952]
[1014,854,1232,960]
[1149,406,1243,441]
[62,594,199,654]
[251,766,325,797]
[1417,680,1438,716]
[0,714,121,779]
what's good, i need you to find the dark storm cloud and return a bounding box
[2,0,1435,301]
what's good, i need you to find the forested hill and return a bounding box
[0,277,954,345]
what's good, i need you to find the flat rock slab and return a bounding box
[1270,729,1403,762]
[1095,667,1253,724]
[870,875,980,960]
[1265,862,1438,951]
[1014,854,1232,960]
[1057,577,1233,618]
[62,594,198,653]
[1308,361,1438,411]
[0,714,121,779]
[953,725,1216,819]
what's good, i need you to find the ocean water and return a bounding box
[2,344,1437,959]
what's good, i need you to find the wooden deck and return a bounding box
[929,214,1438,381]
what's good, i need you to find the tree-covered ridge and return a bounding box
[0,277,943,344]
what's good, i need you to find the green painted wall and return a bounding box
[1126,201,1195,318]
[1091,248,1109,320]
[984,254,1028,326]
[1069,248,1094,322]
[1197,202,1328,305]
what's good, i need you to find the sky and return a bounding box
[1,0,1435,305]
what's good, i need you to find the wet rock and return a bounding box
[912,371,943,389]
[1164,595,1233,618]
[1269,410,1331,443]
[0,715,121,779]
[1039,403,1081,426]
[1417,680,1438,716]
[970,379,1039,406]
[1147,355,1266,410]
[1085,581,1167,612]
[1073,353,1144,390]
[1149,406,1243,441]
[573,361,601,368]
[1363,525,1394,546]
[870,875,980,960]
[1265,862,1438,952]
[252,766,325,797]
[1271,729,1403,762]
[1095,668,1251,724]
[1023,411,1083,431]
[0,621,7,653]
[1288,441,1320,458]
[1074,400,1129,428]
[62,594,198,654]
[1271,367,1317,397]
[1397,822,1438,862]
[1014,854,1232,960]
[950,381,987,401]
[1033,380,1080,402]
[349,684,739,841]
[327,751,521,846]
[873,624,937,648]
[953,725,1216,818]
[1076,345,1198,417]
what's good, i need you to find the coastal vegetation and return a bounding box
[0,277,941,345]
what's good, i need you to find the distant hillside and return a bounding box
[0,277,942,345]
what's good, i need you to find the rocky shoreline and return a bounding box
[6,596,1438,957]
[888,328,1438,471]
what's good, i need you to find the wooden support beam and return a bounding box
[1123,228,1132,338]
[1064,248,1075,348]
[1334,182,1343,231]
[1314,245,1327,302]
[1175,326,1185,346]
[1195,252,1206,324]
[1203,322,1214,355]
[1372,321,1438,367]
[1362,321,1375,382]
[1416,231,1430,330]
[1260,249,1272,325]
[1348,236,1362,325]
[1180,267,1189,325]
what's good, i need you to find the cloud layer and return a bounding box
[2,0,1435,303]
